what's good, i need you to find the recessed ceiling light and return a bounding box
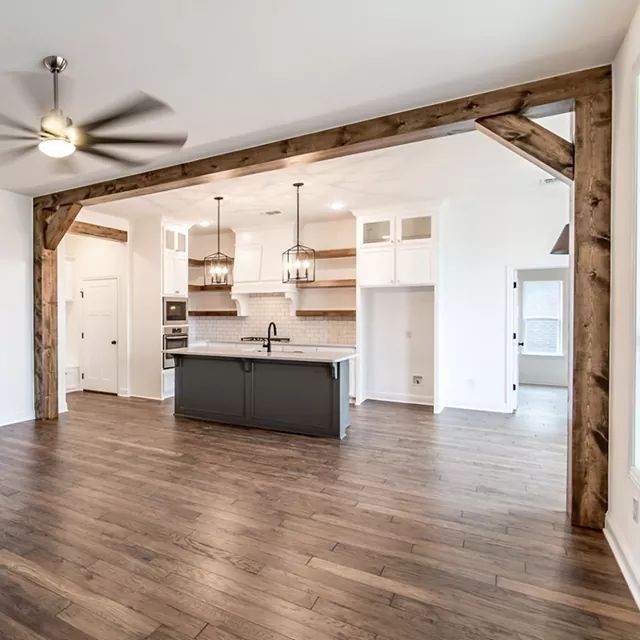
[199,220,211,227]
[330,201,345,211]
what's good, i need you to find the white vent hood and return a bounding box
[230,222,299,316]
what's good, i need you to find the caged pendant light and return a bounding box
[204,196,233,285]
[282,182,315,283]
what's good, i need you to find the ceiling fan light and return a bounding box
[38,137,76,158]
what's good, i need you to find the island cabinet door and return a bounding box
[251,361,339,436]
[175,357,247,420]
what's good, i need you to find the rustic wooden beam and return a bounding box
[570,91,612,529]
[33,66,610,211]
[475,113,574,184]
[69,221,128,243]
[33,206,58,420]
[44,203,83,250]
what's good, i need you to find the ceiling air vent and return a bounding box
[264,210,282,216]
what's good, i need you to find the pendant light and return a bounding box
[203,196,233,285]
[282,182,316,283]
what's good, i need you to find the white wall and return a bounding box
[0,189,34,425]
[606,3,640,607]
[439,186,570,412]
[362,286,434,404]
[130,216,163,399]
[518,267,570,387]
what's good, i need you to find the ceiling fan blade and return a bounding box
[0,112,37,135]
[78,93,172,132]
[85,132,187,147]
[0,133,37,141]
[0,144,37,165]
[78,146,141,166]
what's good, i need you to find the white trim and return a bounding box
[129,394,163,401]
[631,467,640,493]
[365,391,433,406]
[444,401,511,414]
[604,517,640,610]
[0,412,37,427]
[631,65,640,486]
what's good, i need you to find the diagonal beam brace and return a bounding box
[44,202,83,250]
[475,113,574,184]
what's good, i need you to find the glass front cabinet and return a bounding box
[357,213,434,287]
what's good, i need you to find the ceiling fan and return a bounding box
[0,55,187,167]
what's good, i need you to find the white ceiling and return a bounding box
[89,114,571,231]
[0,0,635,196]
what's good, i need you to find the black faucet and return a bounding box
[265,322,277,353]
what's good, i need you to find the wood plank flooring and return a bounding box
[0,385,637,639]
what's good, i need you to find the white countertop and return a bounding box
[169,346,357,364]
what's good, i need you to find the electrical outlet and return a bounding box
[412,375,423,386]
[633,498,639,524]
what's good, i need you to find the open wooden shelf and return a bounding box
[315,248,356,259]
[189,284,232,292]
[188,310,238,317]
[296,309,356,319]
[297,279,356,289]
[188,258,205,267]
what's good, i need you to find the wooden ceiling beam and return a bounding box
[69,221,128,243]
[44,202,83,250]
[475,113,574,184]
[33,65,610,210]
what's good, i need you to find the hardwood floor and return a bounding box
[0,386,637,639]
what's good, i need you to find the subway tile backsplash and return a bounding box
[189,294,356,345]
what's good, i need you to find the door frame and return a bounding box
[79,275,120,395]
[32,66,611,529]
[506,263,572,413]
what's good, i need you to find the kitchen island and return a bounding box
[170,347,355,438]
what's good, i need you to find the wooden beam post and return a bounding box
[34,205,59,420]
[475,113,574,184]
[45,202,83,250]
[571,91,612,529]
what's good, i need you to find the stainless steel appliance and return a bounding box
[163,297,188,326]
[163,325,188,369]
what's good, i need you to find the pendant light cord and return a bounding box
[217,198,221,254]
[296,184,300,246]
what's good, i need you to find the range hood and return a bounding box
[230,223,299,316]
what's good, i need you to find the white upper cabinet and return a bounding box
[163,224,189,296]
[357,213,435,287]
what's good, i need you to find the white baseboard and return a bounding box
[129,394,163,401]
[604,516,640,609]
[0,411,36,427]
[444,401,511,414]
[365,391,433,406]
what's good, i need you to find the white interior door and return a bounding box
[82,278,118,394]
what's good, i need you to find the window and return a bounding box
[522,280,563,356]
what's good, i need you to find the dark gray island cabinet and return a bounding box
[170,347,355,438]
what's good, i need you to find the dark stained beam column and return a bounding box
[34,206,59,420]
[571,91,612,529]
[45,202,83,250]
[475,113,574,184]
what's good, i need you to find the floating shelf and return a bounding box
[189,284,232,292]
[315,248,356,259]
[188,258,205,267]
[296,309,356,318]
[297,279,356,289]
[188,310,238,317]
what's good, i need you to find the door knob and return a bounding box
[111,340,117,345]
